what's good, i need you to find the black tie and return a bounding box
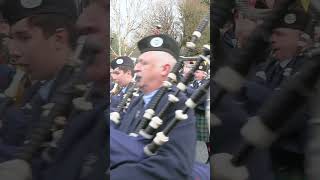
[193,81,199,89]
[122,97,145,133]
[269,64,283,89]
[131,98,145,132]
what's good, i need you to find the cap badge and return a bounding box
[21,0,42,8]
[284,13,296,25]
[255,71,267,81]
[116,58,124,64]
[150,37,163,47]
[283,68,293,77]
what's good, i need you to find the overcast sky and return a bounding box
[110,0,180,46]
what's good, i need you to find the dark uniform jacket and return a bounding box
[0,81,47,161]
[0,64,14,91]
[212,56,308,180]
[38,93,109,180]
[111,86,196,180]
[110,82,135,112]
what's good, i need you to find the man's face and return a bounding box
[9,18,57,80]
[194,70,206,80]
[111,67,131,87]
[134,51,164,92]
[183,64,193,77]
[271,28,301,61]
[110,68,114,81]
[76,1,108,83]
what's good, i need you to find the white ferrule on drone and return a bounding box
[110,112,120,124]
[185,99,197,109]
[154,132,169,145]
[186,42,196,48]
[143,109,155,119]
[168,94,179,103]
[149,116,163,129]
[193,31,202,38]
[241,116,278,149]
[162,81,172,88]
[177,82,187,92]
[175,110,188,121]
[214,67,245,92]
[168,73,177,82]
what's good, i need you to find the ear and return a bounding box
[160,64,171,76]
[52,28,69,49]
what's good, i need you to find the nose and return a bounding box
[270,34,277,44]
[134,63,141,73]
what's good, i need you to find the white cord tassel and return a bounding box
[0,159,32,180]
[211,153,249,180]
[4,68,26,98]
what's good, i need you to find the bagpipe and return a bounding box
[110,76,140,124]
[110,125,210,180]
[209,0,297,124]
[109,52,211,179]
[0,35,32,119]
[128,13,211,136]
[143,79,210,155]
[110,11,210,129]
[183,45,210,60]
[17,34,94,161]
[0,65,29,119]
[109,75,210,180]
[136,45,210,137]
[0,34,107,179]
[211,0,294,105]
[109,10,211,180]
[212,40,320,180]
[121,79,140,111]
[210,0,320,180]
[110,82,121,96]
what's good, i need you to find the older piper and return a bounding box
[111,34,197,180]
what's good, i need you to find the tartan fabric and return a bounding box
[195,112,209,142]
